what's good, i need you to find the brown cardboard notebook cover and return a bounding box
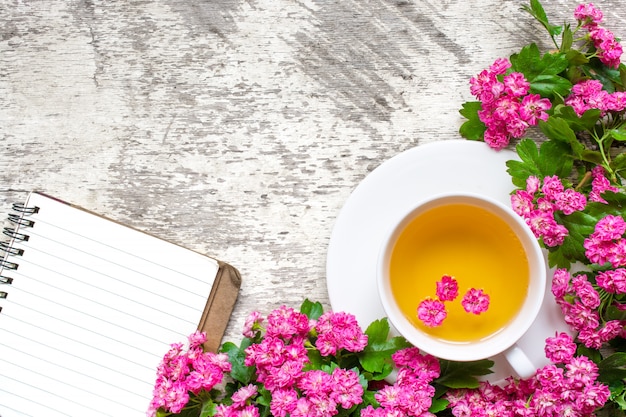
[200,260,242,352]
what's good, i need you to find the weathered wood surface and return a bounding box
[1,0,625,344]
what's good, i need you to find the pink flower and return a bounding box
[541,175,565,200]
[483,127,510,150]
[526,176,541,194]
[535,364,565,390]
[242,311,264,338]
[187,351,231,393]
[503,72,530,97]
[330,368,364,409]
[566,356,599,387]
[578,384,611,414]
[596,268,626,293]
[544,332,577,364]
[595,214,626,240]
[232,384,258,407]
[585,215,626,267]
[489,57,511,75]
[511,190,534,218]
[553,189,587,215]
[589,26,623,68]
[461,288,490,314]
[436,275,459,301]
[574,3,604,26]
[392,347,440,381]
[266,305,311,339]
[527,209,568,247]
[417,298,447,327]
[552,268,572,299]
[297,370,330,399]
[519,94,551,124]
[608,91,626,112]
[239,405,261,417]
[572,274,601,309]
[590,166,618,203]
[598,320,624,342]
[314,311,368,355]
[269,389,298,417]
[578,327,603,349]
[188,330,207,348]
[562,301,600,332]
[289,397,314,417]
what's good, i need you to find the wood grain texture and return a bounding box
[1,0,625,344]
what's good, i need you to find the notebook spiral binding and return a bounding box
[0,202,39,310]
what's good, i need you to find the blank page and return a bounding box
[0,192,219,417]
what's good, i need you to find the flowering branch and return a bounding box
[460,1,626,415]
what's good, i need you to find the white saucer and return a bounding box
[325,139,571,383]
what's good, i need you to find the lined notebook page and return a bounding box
[0,192,219,417]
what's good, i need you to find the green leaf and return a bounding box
[600,352,626,370]
[580,58,624,92]
[222,339,254,384]
[199,400,216,417]
[522,0,563,38]
[560,23,573,52]
[529,74,573,97]
[547,210,599,268]
[605,303,626,321]
[510,43,571,97]
[609,126,626,142]
[300,298,324,320]
[459,101,486,140]
[552,104,600,132]
[506,139,573,188]
[429,398,449,414]
[609,382,626,410]
[435,359,494,389]
[598,351,626,386]
[359,319,411,377]
[538,117,584,158]
[537,140,574,178]
[507,139,541,188]
[565,48,589,67]
[581,149,604,165]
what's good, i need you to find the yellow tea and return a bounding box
[389,203,529,343]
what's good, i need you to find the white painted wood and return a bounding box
[1,0,625,345]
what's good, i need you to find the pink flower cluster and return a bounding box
[447,332,609,416]
[552,268,624,349]
[417,275,490,327]
[470,58,551,150]
[511,175,587,247]
[565,79,626,117]
[361,347,440,417]
[236,306,367,417]
[584,214,626,267]
[590,165,619,203]
[574,3,623,68]
[148,331,232,416]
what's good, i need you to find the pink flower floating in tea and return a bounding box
[435,274,459,301]
[461,288,491,315]
[417,275,490,327]
[417,298,447,327]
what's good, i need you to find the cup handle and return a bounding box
[503,343,537,379]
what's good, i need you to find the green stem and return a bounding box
[592,130,616,180]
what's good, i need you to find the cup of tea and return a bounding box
[377,192,546,379]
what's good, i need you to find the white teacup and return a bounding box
[377,193,545,379]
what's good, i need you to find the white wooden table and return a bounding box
[1,0,625,344]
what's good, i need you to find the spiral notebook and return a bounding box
[0,191,242,417]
